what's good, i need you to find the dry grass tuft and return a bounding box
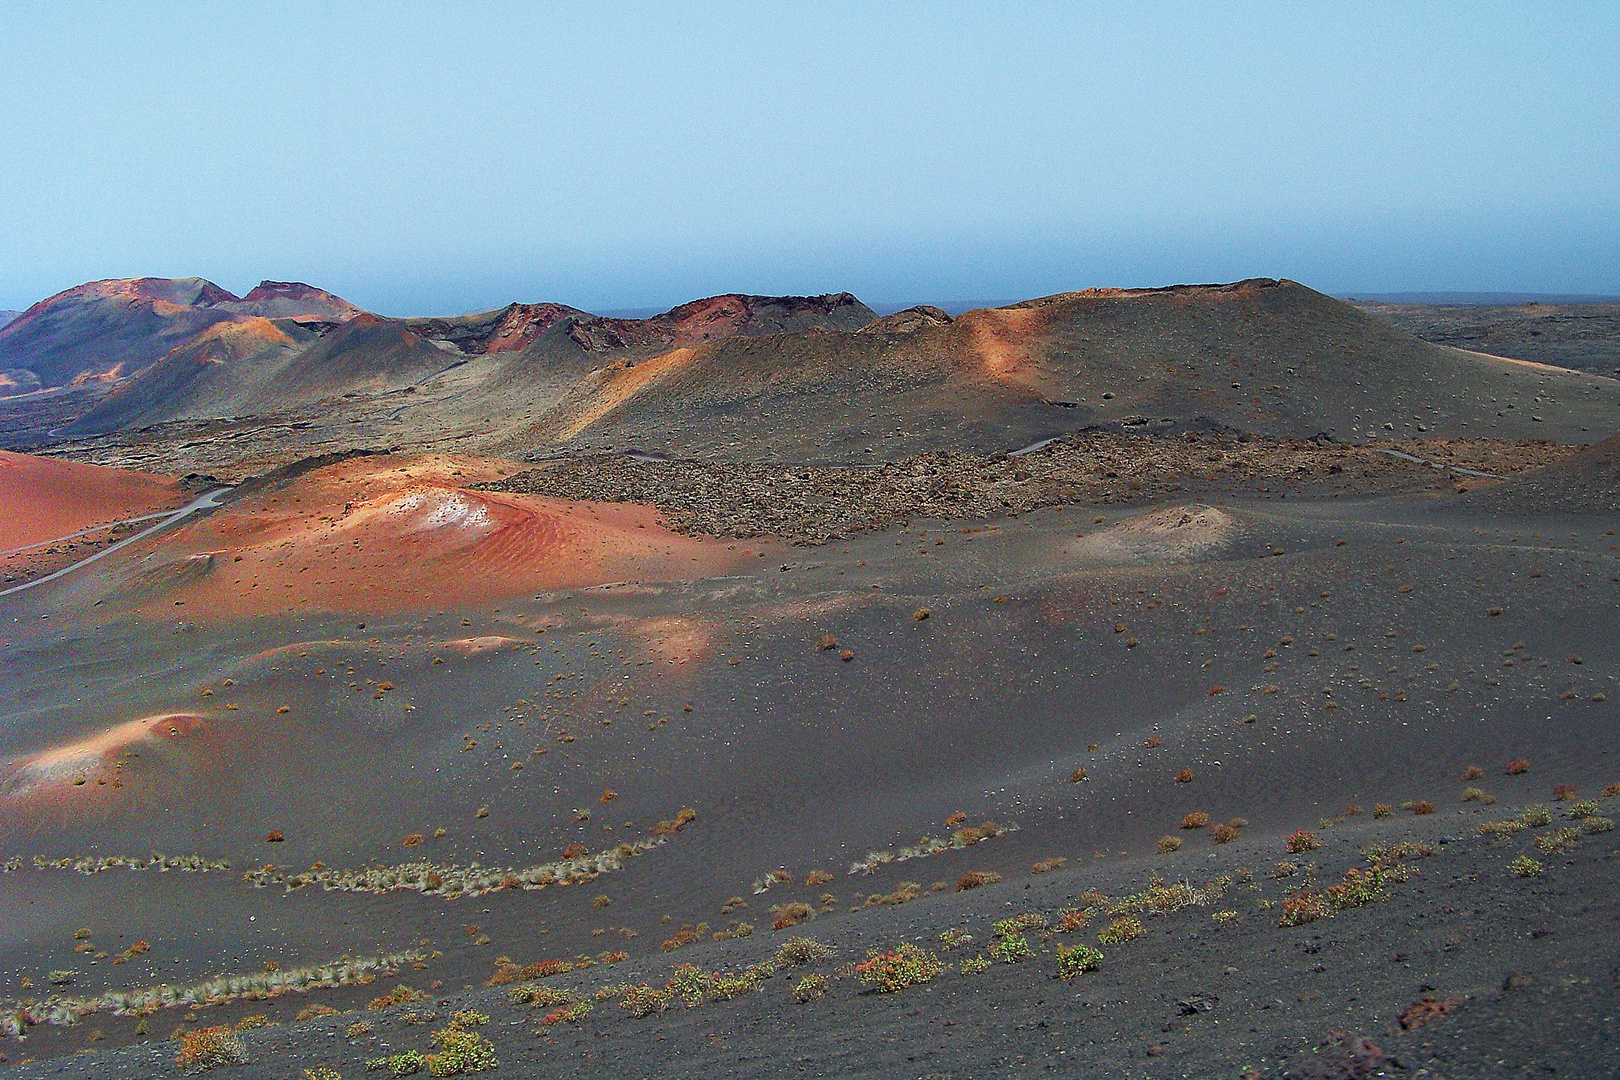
[367,984,425,1011]
[955,871,1002,891]
[660,923,710,951]
[1179,811,1210,830]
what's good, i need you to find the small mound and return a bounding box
[1068,504,1237,564]
[857,306,953,335]
[4,713,206,799]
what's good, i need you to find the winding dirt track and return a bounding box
[0,486,232,598]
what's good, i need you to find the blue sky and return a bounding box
[1,2,1615,315]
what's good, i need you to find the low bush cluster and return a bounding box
[1284,830,1321,853]
[793,973,828,1002]
[660,923,709,951]
[368,984,426,1011]
[1534,827,1583,856]
[1278,857,1414,927]
[425,1021,498,1075]
[508,984,575,1008]
[1097,916,1145,946]
[853,943,944,993]
[540,1000,592,1026]
[174,1026,248,1073]
[1508,855,1544,878]
[1055,943,1102,979]
[776,936,831,967]
[988,936,1034,963]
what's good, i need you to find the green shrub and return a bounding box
[1508,855,1543,877]
[366,1050,426,1076]
[1055,942,1102,978]
[793,974,829,1002]
[988,935,1034,963]
[1520,805,1552,827]
[1535,827,1582,855]
[992,913,1047,939]
[775,936,831,966]
[619,983,674,1018]
[669,963,709,1007]
[425,1024,497,1076]
[957,955,991,975]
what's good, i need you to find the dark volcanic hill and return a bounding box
[493,279,1620,461]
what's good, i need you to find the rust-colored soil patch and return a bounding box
[0,451,182,551]
[959,305,1047,387]
[154,454,745,617]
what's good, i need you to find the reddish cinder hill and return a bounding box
[0,277,365,399]
[0,278,244,395]
[227,281,364,322]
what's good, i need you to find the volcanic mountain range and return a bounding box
[3,277,1617,474]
